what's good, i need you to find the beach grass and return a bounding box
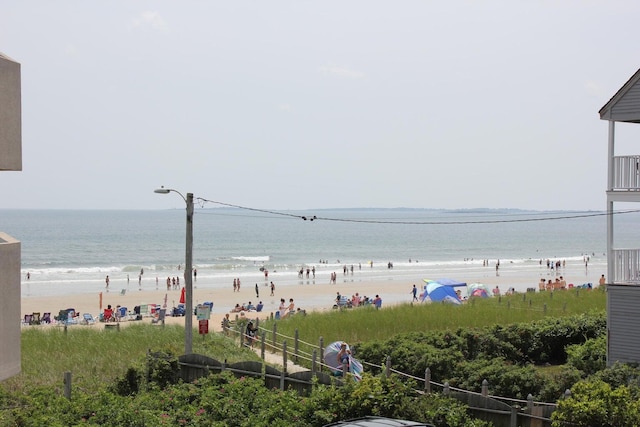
[5,288,605,396]
[2,323,258,395]
[265,288,606,347]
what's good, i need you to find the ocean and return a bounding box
[4,208,639,299]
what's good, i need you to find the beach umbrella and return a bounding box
[179,287,186,304]
[434,278,467,287]
[323,341,363,381]
[422,280,462,304]
[467,283,490,298]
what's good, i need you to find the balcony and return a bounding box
[613,155,640,190]
[613,249,640,284]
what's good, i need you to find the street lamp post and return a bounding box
[154,187,194,354]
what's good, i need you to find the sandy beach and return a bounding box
[21,260,606,331]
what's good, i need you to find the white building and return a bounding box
[0,51,22,380]
[599,68,640,365]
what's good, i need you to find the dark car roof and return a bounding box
[323,416,435,427]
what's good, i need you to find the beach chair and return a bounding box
[30,312,41,325]
[333,296,349,309]
[41,312,51,324]
[65,309,79,325]
[82,313,96,325]
[139,304,150,318]
[22,314,33,326]
[151,309,166,324]
[117,306,128,321]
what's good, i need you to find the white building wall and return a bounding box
[0,51,22,380]
[0,53,22,171]
[0,234,21,380]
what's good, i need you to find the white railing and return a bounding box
[613,155,640,190]
[613,249,640,284]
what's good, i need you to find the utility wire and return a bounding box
[196,197,640,225]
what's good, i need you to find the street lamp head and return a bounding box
[154,187,171,194]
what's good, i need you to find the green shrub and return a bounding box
[566,336,607,375]
[552,380,640,427]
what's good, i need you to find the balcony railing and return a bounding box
[613,249,640,284]
[613,155,640,190]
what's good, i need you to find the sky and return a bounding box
[1,1,640,211]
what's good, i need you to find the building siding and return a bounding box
[0,234,21,380]
[607,285,640,365]
[0,53,22,171]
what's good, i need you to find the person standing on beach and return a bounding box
[599,274,606,286]
[255,283,259,298]
[270,281,275,296]
[105,275,110,289]
[374,294,382,309]
[411,284,418,302]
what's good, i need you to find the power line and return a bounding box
[196,197,640,225]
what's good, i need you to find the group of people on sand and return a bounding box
[277,298,297,318]
[166,276,180,290]
[539,276,569,291]
[336,291,382,309]
[231,301,264,313]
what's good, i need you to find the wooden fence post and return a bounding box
[385,356,391,378]
[312,349,317,373]
[260,332,266,359]
[294,329,299,364]
[424,367,431,394]
[481,379,489,396]
[510,406,517,427]
[64,371,72,400]
[271,323,277,353]
[282,340,288,374]
[443,382,450,395]
[319,336,324,365]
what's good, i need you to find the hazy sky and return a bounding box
[1,1,639,211]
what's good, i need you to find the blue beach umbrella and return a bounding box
[421,280,462,304]
[434,278,467,287]
[324,341,363,381]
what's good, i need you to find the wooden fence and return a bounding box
[217,317,561,427]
